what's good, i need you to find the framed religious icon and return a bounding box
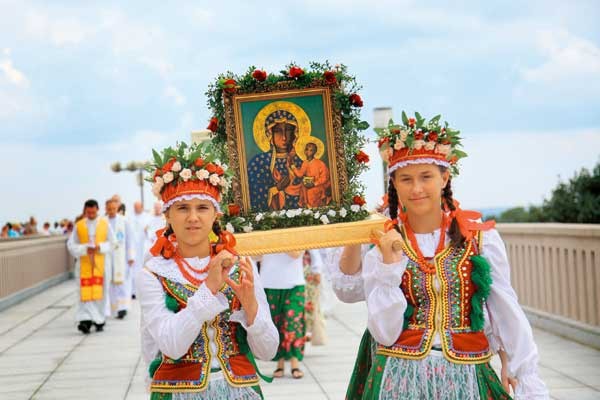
[228,88,343,214]
[205,62,381,253]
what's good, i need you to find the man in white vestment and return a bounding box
[105,199,135,319]
[130,201,150,298]
[146,201,165,249]
[67,199,116,334]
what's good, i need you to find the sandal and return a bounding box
[291,368,304,379]
[273,367,284,378]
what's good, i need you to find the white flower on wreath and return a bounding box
[424,141,436,151]
[351,204,360,213]
[394,140,405,150]
[400,130,409,141]
[242,224,253,233]
[327,209,336,217]
[339,207,347,218]
[219,177,228,187]
[270,211,279,218]
[314,211,321,219]
[255,213,264,222]
[171,161,182,172]
[225,223,235,233]
[196,169,209,180]
[209,173,220,186]
[436,144,451,155]
[361,204,369,211]
[155,176,164,185]
[320,215,330,225]
[286,210,296,218]
[179,168,192,181]
[413,140,425,150]
[303,209,313,216]
[163,171,174,184]
[152,181,163,197]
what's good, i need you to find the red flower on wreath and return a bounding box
[449,155,458,164]
[414,130,424,140]
[408,117,416,127]
[427,131,438,142]
[252,69,267,82]
[215,165,224,175]
[352,195,366,206]
[289,66,304,78]
[162,157,177,174]
[377,137,389,148]
[207,117,218,132]
[194,158,204,168]
[355,150,370,163]
[223,78,237,94]
[323,70,337,85]
[205,163,217,174]
[228,204,240,216]
[349,93,363,107]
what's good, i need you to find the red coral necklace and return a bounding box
[403,213,449,274]
[173,245,211,286]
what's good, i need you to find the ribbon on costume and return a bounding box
[149,227,176,259]
[449,200,496,241]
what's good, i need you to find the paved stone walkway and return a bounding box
[1,280,599,399]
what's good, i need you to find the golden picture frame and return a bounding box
[234,213,386,256]
[223,83,348,215]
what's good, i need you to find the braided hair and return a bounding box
[439,167,465,247]
[387,177,401,233]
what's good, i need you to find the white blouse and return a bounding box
[363,228,549,399]
[136,255,279,378]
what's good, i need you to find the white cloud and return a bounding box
[0,58,29,88]
[164,85,186,106]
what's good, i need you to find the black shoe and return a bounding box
[131,294,136,300]
[94,323,105,332]
[117,310,127,319]
[77,320,92,335]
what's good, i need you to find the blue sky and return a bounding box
[1,0,599,224]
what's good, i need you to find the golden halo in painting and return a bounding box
[295,135,325,161]
[252,101,312,152]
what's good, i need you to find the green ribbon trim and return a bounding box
[236,325,273,383]
[470,254,493,331]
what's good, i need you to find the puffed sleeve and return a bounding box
[483,229,549,399]
[363,246,409,346]
[136,268,229,360]
[326,247,365,303]
[230,261,279,360]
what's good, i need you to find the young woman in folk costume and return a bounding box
[335,113,549,400]
[136,142,279,400]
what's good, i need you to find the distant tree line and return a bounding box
[489,161,600,224]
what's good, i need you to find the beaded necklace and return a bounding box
[403,213,449,274]
[173,245,211,286]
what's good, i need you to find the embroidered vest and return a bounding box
[150,273,259,394]
[377,231,492,364]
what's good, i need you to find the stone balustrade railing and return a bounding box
[0,236,73,311]
[497,223,600,347]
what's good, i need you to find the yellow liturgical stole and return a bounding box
[76,218,108,302]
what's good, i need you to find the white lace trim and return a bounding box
[388,157,450,175]
[162,194,222,213]
[145,255,210,285]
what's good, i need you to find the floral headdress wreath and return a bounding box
[145,141,237,258]
[375,111,467,176]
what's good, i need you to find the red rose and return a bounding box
[215,165,224,175]
[414,130,424,140]
[288,66,304,78]
[252,69,267,82]
[206,163,217,173]
[162,157,177,173]
[408,118,416,127]
[391,128,401,135]
[194,158,204,168]
[228,204,240,216]
[153,169,161,179]
[223,78,236,94]
[349,93,363,107]
[207,117,218,132]
[449,155,458,164]
[323,70,337,85]
[355,150,370,163]
[352,195,366,206]
[427,132,438,142]
[377,137,390,148]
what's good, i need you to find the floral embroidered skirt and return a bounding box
[150,371,262,400]
[265,285,306,361]
[360,352,512,400]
